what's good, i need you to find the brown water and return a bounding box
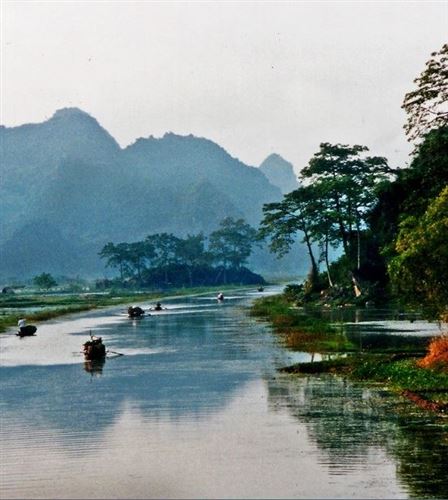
[1,288,447,499]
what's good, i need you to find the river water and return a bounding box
[1,287,447,499]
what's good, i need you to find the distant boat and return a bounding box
[83,336,106,361]
[257,286,264,292]
[217,292,224,301]
[128,306,145,318]
[16,325,37,337]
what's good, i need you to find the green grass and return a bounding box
[251,295,357,352]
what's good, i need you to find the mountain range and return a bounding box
[0,108,304,280]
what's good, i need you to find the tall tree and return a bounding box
[402,43,448,142]
[146,233,180,283]
[301,143,392,270]
[209,217,257,270]
[99,242,132,280]
[127,241,151,283]
[176,233,208,286]
[33,272,57,290]
[259,185,321,278]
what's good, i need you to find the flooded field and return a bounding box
[1,288,447,498]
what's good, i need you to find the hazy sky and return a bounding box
[1,1,447,173]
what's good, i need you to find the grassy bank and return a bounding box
[0,284,243,333]
[252,294,448,414]
[250,295,357,352]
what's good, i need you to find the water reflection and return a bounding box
[1,290,447,498]
[84,358,106,376]
[266,374,448,498]
[1,296,280,439]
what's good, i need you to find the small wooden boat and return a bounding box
[16,325,37,337]
[83,336,106,361]
[128,306,145,318]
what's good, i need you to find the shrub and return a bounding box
[418,336,448,371]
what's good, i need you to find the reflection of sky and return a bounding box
[0,291,286,437]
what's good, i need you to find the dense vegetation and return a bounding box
[98,217,265,288]
[259,43,448,321]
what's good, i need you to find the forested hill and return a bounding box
[0,108,289,279]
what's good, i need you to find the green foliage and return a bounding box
[260,143,392,291]
[351,357,448,392]
[98,218,261,288]
[389,187,448,320]
[259,185,321,275]
[283,284,304,302]
[301,142,392,268]
[402,43,448,142]
[251,294,355,352]
[33,272,57,290]
[209,217,257,269]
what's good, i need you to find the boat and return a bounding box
[128,306,145,318]
[83,335,106,361]
[16,325,37,337]
[217,292,224,301]
[257,286,264,292]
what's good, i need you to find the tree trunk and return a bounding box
[356,217,361,271]
[324,233,333,287]
[303,229,318,276]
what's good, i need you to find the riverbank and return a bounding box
[0,284,248,333]
[251,294,448,414]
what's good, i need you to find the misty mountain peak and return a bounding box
[259,153,299,194]
[51,107,92,119]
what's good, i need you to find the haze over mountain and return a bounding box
[0,108,308,280]
[259,153,299,194]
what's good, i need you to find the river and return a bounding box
[1,287,447,499]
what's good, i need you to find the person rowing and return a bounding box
[150,302,166,311]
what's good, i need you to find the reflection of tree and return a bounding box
[391,418,448,499]
[266,374,448,498]
[267,376,392,469]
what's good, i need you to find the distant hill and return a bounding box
[259,153,299,194]
[0,108,312,280]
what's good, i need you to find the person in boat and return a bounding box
[217,292,224,301]
[17,318,37,336]
[83,335,106,360]
[128,305,144,317]
[18,318,27,333]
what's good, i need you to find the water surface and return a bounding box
[1,288,447,498]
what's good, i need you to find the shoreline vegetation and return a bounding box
[251,293,448,415]
[0,284,250,334]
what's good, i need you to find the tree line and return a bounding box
[259,43,448,320]
[98,217,262,287]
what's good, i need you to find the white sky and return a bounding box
[1,1,447,173]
